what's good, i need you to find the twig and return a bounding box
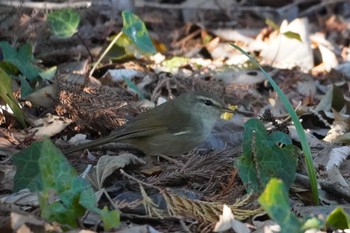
[180,219,193,233]
[120,169,160,190]
[172,28,202,47]
[137,0,347,21]
[135,0,298,20]
[136,0,281,11]
[295,173,350,201]
[102,188,121,211]
[89,31,123,77]
[75,33,93,62]
[80,164,92,179]
[157,154,184,166]
[120,212,181,223]
[299,0,348,17]
[0,0,91,9]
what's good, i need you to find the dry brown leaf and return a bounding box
[3,211,63,233]
[89,153,145,189]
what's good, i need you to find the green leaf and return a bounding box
[162,56,189,68]
[0,61,19,74]
[39,66,57,80]
[47,9,80,38]
[301,217,322,232]
[0,42,41,81]
[110,33,134,59]
[79,187,120,230]
[259,179,302,233]
[13,139,120,229]
[238,118,298,193]
[265,18,280,31]
[18,75,33,98]
[268,131,292,145]
[0,67,26,127]
[121,10,156,55]
[38,140,78,190]
[12,141,43,192]
[90,11,156,76]
[39,178,87,227]
[122,76,145,99]
[37,140,89,227]
[39,192,85,227]
[283,31,302,42]
[326,207,350,230]
[100,207,120,230]
[230,43,319,204]
[265,19,301,42]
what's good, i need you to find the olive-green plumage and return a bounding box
[64,91,231,155]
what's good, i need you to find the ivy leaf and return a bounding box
[12,141,43,192]
[12,139,119,229]
[0,42,41,81]
[80,189,120,230]
[100,207,120,230]
[122,10,156,55]
[259,179,302,233]
[122,76,145,99]
[18,75,33,98]
[238,118,298,193]
[47,9,80,38]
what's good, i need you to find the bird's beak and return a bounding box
[222,106,235,113]
[221,105,237,120]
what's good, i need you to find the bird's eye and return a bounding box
[203,99,214,106]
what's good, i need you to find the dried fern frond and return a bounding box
[139,183,165,218]
[162,190,263,222]
[55,73,136,132]
[147,149,238,194]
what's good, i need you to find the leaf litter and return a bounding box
[1,1,350,232]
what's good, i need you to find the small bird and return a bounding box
[64,91,232,155]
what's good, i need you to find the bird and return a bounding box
[64,91,232,155]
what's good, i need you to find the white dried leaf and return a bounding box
[261,18,314,72]
[28,115,72,139]
[102,69,140,82]
[94,153,145,189]
[24,85,56,108]
[326,165,349,187]
[1,189,38,206]
[311,32,338,72]
[68,134,90,145]
[323,122,348,143]
[326,146,350,170]
[288,126,325,148]
[213,204,250,233]
[214,70,265,85]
